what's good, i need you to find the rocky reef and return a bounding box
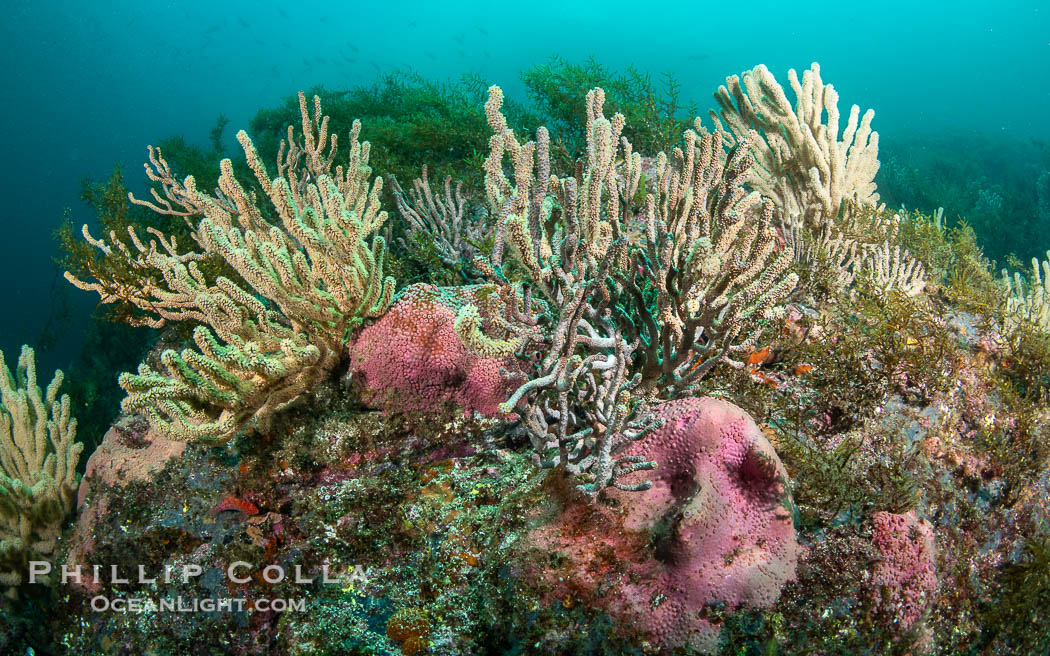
[3,62,1050,655]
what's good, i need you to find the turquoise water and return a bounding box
[1,0,1047,380]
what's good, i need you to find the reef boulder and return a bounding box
[529,396,800,653]
[64,417,188,592]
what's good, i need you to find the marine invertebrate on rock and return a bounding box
[390,166,487,268]
[466,86,667,494]
[75,418,186,510]
[348,283,523,417]
[530,397,799,653]
[786,211,926,298]
[119,324,327,443]
[869,510,938,629]
[713,62,881,229]
[66,92,396,442]
[1003,250,1050,333]
[0,345,83,588]
[861,238,927,296]
[386,607,431,655]
[615,125,798,395]
[454,85,795,492]
[65,420,186,594]
[784,212,862,292]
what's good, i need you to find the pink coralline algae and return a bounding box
[531,397,800,653]
[870,510,938,628]
[348,283,521,418]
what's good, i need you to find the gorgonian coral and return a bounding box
[1003,250,1050,333]
[442,85,797,494]
[713,62,881,230]
[65,93,395,442]
[0,345,82,589]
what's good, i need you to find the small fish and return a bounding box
[749,367,779,388]
[794,364,813,376]
[747,346,771,366]
[213,497,260,516]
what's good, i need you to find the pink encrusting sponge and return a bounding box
[348,283,521,418]
[531,396,801,653]
[870,510,938,628]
